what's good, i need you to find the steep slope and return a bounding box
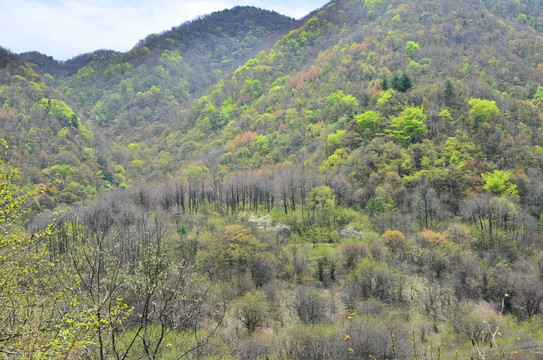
[3,6,297,201]
[24,7,295,135]
[4,0,543,212]
[153,0,543,215]
[0,48,111,209]
[4,1,543,358]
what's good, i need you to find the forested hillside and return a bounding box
[2,0,543,358]
[25,7,295,136]
[0,48,107,209]
[2,6,296,205]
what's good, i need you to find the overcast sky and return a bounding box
[0,0,328,61]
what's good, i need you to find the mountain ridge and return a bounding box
[2,0,543,210]
[19,6,297,74]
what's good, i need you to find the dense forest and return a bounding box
[2,0,543,358]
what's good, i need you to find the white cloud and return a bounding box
[0,0,326,60]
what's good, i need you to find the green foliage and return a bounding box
[161,49,183,62]
[326,129,347,153]
[405,41,420,56]
[326,90,359,120]
[56,127,70,138]
[356,110,382,136]
[241,78,263,100]
[439,109,453,123]
[199,224,266,275]
[390,71,413,92]
[320,148,349,174]
[39,98,79,126]
[183,164,209,186]
[533,86,543,105]
[304,226,332,248]
[364,0,384,13]
[366,197,388,216]
[50,164,75,179]
[386,106,428,146]
[461,62,471,77]
[6,1,543,355]
[468,98,500,128]
[377,89,395,108]
[307,186,336,228]
[0,139,94,356]
[442,79,457,108]
[482,170,518,197]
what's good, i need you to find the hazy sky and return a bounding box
[0,0,328,61]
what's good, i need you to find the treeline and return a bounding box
[59,159,543,256]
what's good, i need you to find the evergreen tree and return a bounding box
[382,76,389,91]
[400,72,413,92]
[391,72,402,91]
[391,71,412,92]
[442,79,456,108]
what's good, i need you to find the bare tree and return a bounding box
[292,286,328,324]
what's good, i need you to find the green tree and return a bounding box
[0,139,93,357]
[400,71,413,92]
[533,86,543,107]
[381,76,389,91]
[199,224,266,277]
[468,98,500,128]
[326,130,347,154]
[366,197,387,217]
[241,78,263,100]
[233,290,271,334]
[405,41,420,56]
[326,90,359,120]
[534,86,543,101]
[39,98,79,127]
[386,106,428,146]
[377,89,395,110]
[307,186,336,228]
[364,0,384,13]
[442,79,457,108]
[391,71,412,92]
[183,164,210,212]
[482,170,518,197]
[356,110,382,138]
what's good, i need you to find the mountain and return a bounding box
[2,6,296,204]
[20,49,119,78]
[3,0,543,358]
[3,0,543,214]
[145,0,543,213]
[2,0,543,216]
[25,7,296,129]
[0,48,109,209]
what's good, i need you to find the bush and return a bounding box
[344,316,409,359]
[420,229,448,247]
[382,230,407,254]
[281,324,340,360]
[293,286,329,324]
[341,243,371,269]
[233,290,271,334]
